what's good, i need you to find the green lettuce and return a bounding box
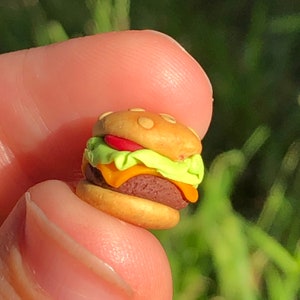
[85,137,204,187]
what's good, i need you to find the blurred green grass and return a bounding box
[1,1,299,299]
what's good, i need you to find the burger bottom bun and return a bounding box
[76,180,180,229]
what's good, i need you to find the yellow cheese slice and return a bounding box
[97,163,198,203]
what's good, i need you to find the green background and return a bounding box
[1,1,300,299]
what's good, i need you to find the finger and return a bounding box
[0,30,212,221]
[0,180,172,299]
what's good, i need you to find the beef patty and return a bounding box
[85,163,189,210]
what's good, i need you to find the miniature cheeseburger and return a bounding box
[76,108,204,229]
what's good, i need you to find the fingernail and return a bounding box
[148,30,190,54]
[22,192,133,300]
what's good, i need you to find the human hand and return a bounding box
[0,30,212,299]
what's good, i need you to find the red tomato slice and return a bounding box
[104,134,144,151]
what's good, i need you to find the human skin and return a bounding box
[0,30,213,299]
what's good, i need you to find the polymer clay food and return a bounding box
[76,108,204,229]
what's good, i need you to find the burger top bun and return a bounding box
[93,109,202,161]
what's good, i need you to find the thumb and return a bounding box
[0,180,172,299]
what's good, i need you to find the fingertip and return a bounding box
[9,30,212,139]
[0,29,213,222]
[28,180,173,299]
